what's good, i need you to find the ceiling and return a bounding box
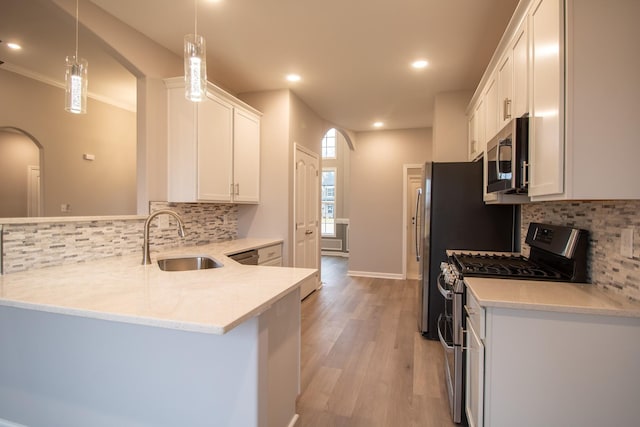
[1,0,519,131]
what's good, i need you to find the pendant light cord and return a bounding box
[194,0,198,36]
[75,0,79,58]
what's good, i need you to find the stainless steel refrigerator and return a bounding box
[416,161,518,339]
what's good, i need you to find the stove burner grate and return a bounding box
[452,253,563,280]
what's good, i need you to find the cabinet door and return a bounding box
[197,95,233,201]
[167,86,198,202]
[468,110,479,161]
[529,0,564,197]
[484,75,499,142]
[475,98,486,153]
[465,317,485,427]
[497,53,513,130]
[232,109,260,203]
[512,20,529,119]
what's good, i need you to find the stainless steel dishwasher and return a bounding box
[228,249,259,265]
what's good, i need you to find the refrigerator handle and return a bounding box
[415,188,422,261]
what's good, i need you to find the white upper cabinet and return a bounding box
[484,73,499,142]
[498,18,529,130]
[165,78,262,204]
[469,0,640,201]
[232,108,260,203]
[497,52,513,130]
[528,0,564,198]
[468,98,485,161]
[511,20,529,119]
[197,95,234,201]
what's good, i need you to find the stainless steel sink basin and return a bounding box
[157,256,222,272]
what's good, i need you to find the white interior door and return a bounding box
[406,169,422,279]
[294,145,320,299]
[27,165,41,217]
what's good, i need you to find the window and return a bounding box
[321,128,337,159]
[321,168,336,236]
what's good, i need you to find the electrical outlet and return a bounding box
[621,228,634,258]
[60,203,71,213]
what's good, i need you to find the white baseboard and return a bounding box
[347,270,404,280]
[0,418,28,427]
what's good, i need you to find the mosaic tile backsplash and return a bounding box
[522,200,640,302]
[1,202,238,274]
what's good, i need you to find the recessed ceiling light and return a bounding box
[6,42,22,50]
[373,121,384,128]
[411,59,429,69]
[286,74,301,82]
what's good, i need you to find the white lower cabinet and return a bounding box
[258,243,283,266]
[465,315,484,427]
[465,288,640,427]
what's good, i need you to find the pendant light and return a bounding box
[65,0,88,114]
[184,0,207,102]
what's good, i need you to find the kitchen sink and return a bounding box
[157,256,223,272]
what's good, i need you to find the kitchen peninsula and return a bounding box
[0,239,316,427]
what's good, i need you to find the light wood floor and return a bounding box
[296,256,456,427]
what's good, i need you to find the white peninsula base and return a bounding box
[0,288,301,427]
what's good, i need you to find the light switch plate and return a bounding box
[621,228,634,258]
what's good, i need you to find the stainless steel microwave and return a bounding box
[486,116,529,194]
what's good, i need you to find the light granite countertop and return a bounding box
[0,238,317,335]
[465,277,640,318]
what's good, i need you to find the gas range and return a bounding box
[436,223,589,425]
[449,222,589,284]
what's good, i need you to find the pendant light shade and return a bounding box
[65,0,87,114]
[184,33,207,102]
[65,55,88,114]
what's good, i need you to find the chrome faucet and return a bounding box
[142,209,186,265]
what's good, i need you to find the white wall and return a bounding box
[236,90,291,263]
[0,130,40,217]
[237,90,329,267]
[0,69,137,217]
[349,128,431,277]
[432,90,472,162]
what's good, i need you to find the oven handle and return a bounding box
[437,313,454,351]
[437,273,453,300]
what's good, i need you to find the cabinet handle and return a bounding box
[522,161,529,186]
[503,98,512,120]
[235,183,240,195]
[229,184,234,196]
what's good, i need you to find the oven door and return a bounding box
[437,273,464,424]
[438,311,456,419]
